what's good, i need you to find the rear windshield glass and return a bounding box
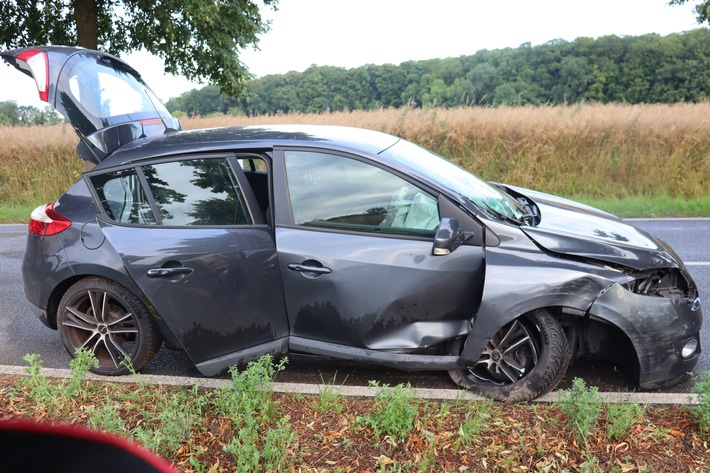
[58,52,170,134]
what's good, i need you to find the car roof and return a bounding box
[95,125,401,170]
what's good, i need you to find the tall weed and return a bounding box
[606,401,644,441]
[216,355,296,472]
[691,371,710,437]
[556,378,604,445]
[357,381,419,444]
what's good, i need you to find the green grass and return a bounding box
[576,194,710,218]
[0,203,34,223]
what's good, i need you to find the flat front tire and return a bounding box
[448,310,570,401]
[57,277,162,375]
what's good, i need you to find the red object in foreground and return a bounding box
[0,420,177,473]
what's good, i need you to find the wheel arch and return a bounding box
[46,265,141,327]
[567,313,640,384]
[45,266,179,349]
[461,303,640,388]
[460,275,607,366]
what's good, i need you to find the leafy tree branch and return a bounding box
[0,0,278,96]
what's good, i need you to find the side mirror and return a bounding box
[432,218,467,256]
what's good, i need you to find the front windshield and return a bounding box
[383,139,527,222]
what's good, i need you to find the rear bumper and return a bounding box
[26,299,52,329]
[588,284,702,390]
[22,233,69,330]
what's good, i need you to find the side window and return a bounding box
[142,158,252,226]
[284,151,440,236]
[91,169,156,225]
[236,157,268,172]
[237,157,270,215]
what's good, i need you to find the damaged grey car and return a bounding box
[3,45,702,401]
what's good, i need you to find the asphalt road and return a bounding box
[1,219,708,392]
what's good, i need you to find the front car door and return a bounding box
[88,154,289,375]
[273,149,486,354]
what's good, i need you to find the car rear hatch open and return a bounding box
[1,46,180,163]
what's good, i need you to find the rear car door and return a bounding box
[3,46,288,375]
[274,149,486,352]
[88,154,289,375]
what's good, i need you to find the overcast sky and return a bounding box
[0,0,703,107]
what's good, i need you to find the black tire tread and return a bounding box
[448,309,570,402]
[57,277,162,376]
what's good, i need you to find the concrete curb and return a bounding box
[0,364,699,405]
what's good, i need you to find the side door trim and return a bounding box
[228,153,270,226]
[196,338,289,376]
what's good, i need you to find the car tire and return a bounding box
[57,277,162,375]
[448,310,570,401]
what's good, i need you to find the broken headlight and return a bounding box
[625,268,696,300]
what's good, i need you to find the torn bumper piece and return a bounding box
[588,283,702,390]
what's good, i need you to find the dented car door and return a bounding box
[274,148,486,354]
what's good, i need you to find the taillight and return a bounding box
[15,49,50,102]
[28,203,71,236]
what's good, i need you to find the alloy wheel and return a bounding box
[62,289,139,370]
[469,319,539,385]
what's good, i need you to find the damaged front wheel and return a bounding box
[448,310,570,401]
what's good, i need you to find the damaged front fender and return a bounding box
[459,244,620,366]
[460,245,702,390]
[588,283,702,390]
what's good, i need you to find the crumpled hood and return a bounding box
[510,187,682,271]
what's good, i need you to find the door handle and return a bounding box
[287,263,332,274]
[147,267,194,278]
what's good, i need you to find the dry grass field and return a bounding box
[1,103,708,219]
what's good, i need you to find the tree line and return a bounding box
[166,29,710,116]
[0,101,63,126]
[1,0,276,97]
